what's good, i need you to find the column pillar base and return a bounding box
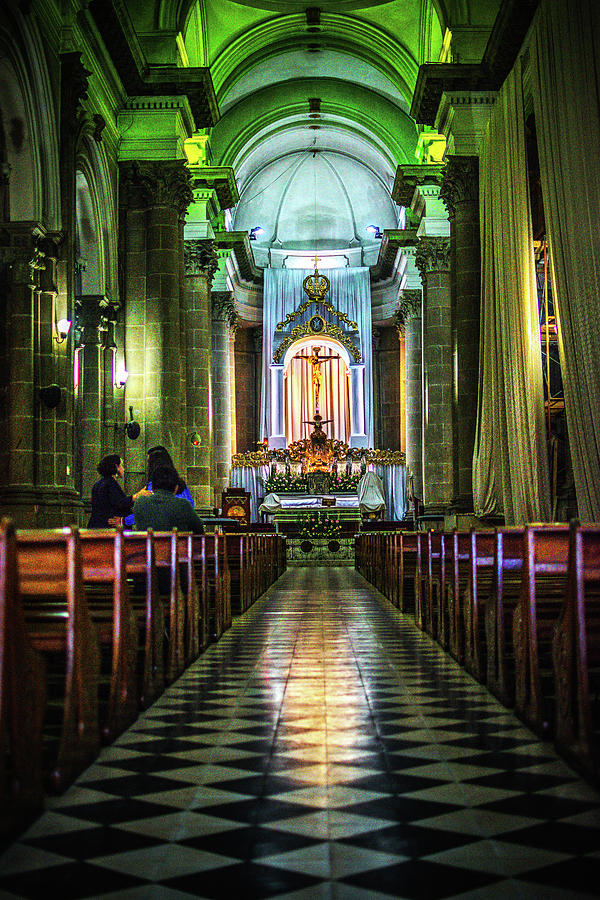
[0,486,84,528]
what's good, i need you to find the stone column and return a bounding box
[120,160,193,472]
[0,226,81,526]
[398,290,423,502]
[269,364,286,449]
[415,237,453,518]
[0,227,42,502]
[441,155,481,512]
[372,326,381,446]
[211,291,238,506]
[184,239,217,511]
[75,296,109,507]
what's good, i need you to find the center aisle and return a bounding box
[1,567,600,898]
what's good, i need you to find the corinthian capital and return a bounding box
[212,291,239,334]
[120,161,193,215]
[397,290,422,324]
[415,237,451,278]
[184,239,219,284]
[440,155,479,219]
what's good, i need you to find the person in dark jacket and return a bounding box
[133,464,205,534]
[88,454,152,528]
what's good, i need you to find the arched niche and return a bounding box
[0,10,60,227]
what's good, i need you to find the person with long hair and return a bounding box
[123,445,194,528]
[88,454,152,528]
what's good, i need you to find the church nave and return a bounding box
[1,567,599,899]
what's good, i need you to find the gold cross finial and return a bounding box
[313,254,319,271]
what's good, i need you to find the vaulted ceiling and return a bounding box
[126,0,502,260]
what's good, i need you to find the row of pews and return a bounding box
[355,521,600,783]
[0,520,286,839]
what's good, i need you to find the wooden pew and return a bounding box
[484,527,526,706]
[423,531,443,638]
[463,529,496,683]
[122,530,165,707]
[15,527,101,792]
[447,531,471,664]
[78,528,139,741]
[513,524,570,736]
[0,519,46,836]
[226,533,245,615]
[436,532,454,650]
[553,523,600,780]
[398,531,419,616]
[203,533,231,641]
[150,530,194,681]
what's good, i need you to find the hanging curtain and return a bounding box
[284,347,350,444]
[261,267,373,446]
[529,0,600,523]
[473,61,551,525]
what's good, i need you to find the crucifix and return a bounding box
[306,345,337,412]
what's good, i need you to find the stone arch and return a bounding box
[75,133,118,300]
[0,7,60,227]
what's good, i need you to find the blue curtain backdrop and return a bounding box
[260,267,374,447]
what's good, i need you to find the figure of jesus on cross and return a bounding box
[307,345,337,413]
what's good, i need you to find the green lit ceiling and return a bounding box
[161,0,500,260]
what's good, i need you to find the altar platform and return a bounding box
[260,493,361,536]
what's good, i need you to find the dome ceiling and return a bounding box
[233,148,398,254]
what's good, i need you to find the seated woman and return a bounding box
[88,454,152,528]
[124,445,194,528]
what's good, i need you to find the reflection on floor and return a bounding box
[1,566,600,899]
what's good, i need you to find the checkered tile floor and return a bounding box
[1,566,600,898]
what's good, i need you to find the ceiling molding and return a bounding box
[410,0,541,126]
[214,230,263,284]
[88,0,220,127]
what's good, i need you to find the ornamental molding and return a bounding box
[397,290,422,323]
[440,155,479,219]
[273,321,361,364]
[0,225,59,287]
[415,237,452,277]
[120,160,193,215]
[211,291,239,333]
[184,238,219,283]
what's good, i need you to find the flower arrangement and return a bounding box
[299,510,342,537]
[264,471,308,493]
[331,473,361,492]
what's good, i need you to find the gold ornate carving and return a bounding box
[273,321,361,363]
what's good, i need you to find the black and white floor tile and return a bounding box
[1,566,600,898]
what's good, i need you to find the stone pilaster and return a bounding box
[397,290,423,503]
[415,236,453,518]
[211,291,238,506]
[440,155,481,512]
[120,159,193,478]
[0,225,82,526]
[184,239,218,510]
[74,295,113,507]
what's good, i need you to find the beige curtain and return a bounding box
[530,0,600,523]
[285,347,350,444]
[473,61,552,525]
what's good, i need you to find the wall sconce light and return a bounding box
[115,367,129,389]
[249,226,265,241]
[54,318,72,343]
[190,431,201,446]
[366,225,383,239]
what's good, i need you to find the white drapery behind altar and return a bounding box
[260,267,374,447]
[285,347,351,444]
[230,464,406,523]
